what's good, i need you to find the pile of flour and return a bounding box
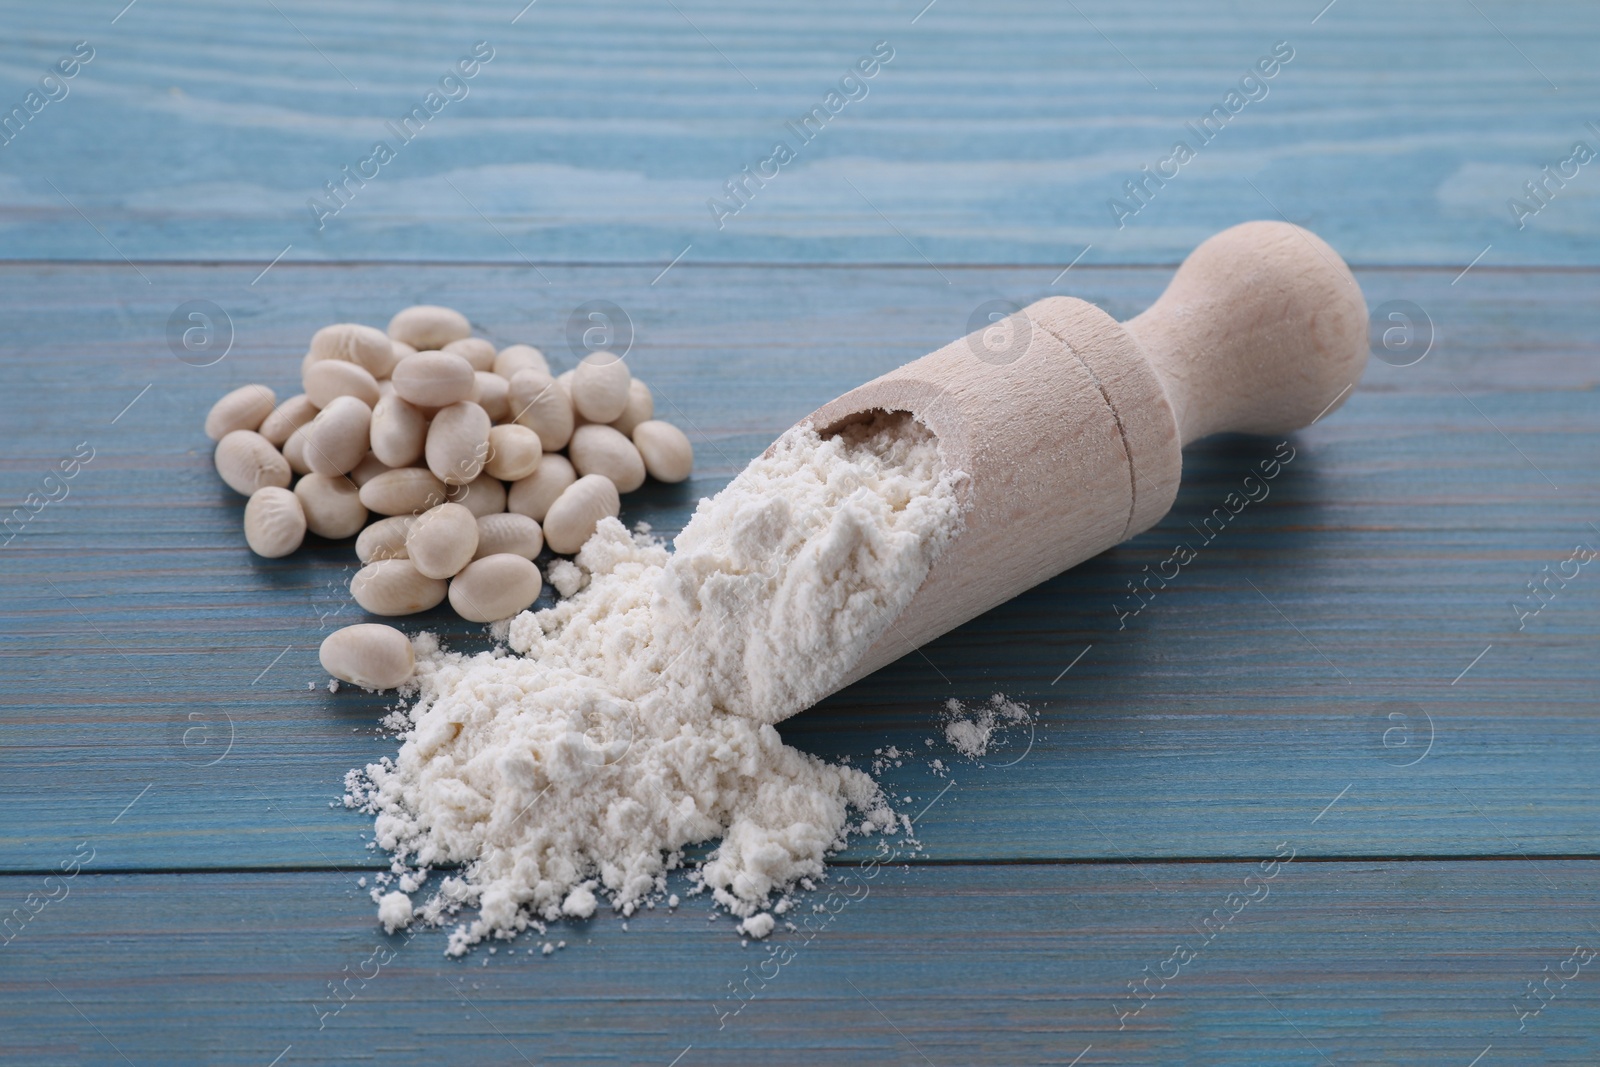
[346,412,966,953]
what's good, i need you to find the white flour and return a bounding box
[346,413,965,953]
[941,694,1034,759]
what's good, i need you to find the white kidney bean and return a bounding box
[484,424,542,481]
[493,344,549,380]
[310,323,399,379]
[610,379,654,436]
[205,384,276,441]
[448,473,507,518]
[369,394,428,468]
[303,395,372,476]
[506,453,576,522]
[406,502,479,579]
[473,372,510,421]
[449,554,542,622]
[425,401,491,486]
[215,430,291,496]
[571,352,631,423]
[282,426,312,475]
[474,512,543,560]
[294,472,368,539]
[507,370,574,451]
[443,337,496,371]
[632,420,695,483]
[259,393,318,446]
[351,558,447,615]
[358,468,448,515]
[347,452,390,487]
[387,305,471,350]
[243,486,306,557]
[303,359,380,409]
[568,423,646,493]
[542,474,619,554]
[391,351,476,407]
[319,623,414,689]
[355,516,414,562]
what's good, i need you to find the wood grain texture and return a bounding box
[0,1,1596,265]
[2,1,1598,1054]
[1,263,1596,873]
[2,863,1596,1065]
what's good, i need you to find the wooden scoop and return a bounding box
[809,220,1369,693]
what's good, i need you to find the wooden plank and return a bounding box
[1,862,1596,1064]
[0,0,1596,265]
[1,262,1596,871]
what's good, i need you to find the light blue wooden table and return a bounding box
[2,1,1597,1063]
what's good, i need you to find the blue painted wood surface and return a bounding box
[2,1,1598,1062]
[0,1,1597,265]
[3,864,1599,1065]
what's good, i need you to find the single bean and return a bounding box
[243,485,306,557]
[474,512,543,560]
[387,305,470,350]
[406,502,479,579]
[493,344,549,380]
[303,359,380,409]
[473,371,510,421]
[542,474,620,554]
[507,369,574,451]
[571,352,631,423]
[568,424,646,493]
[350,558,447,616]
[358,468,448,516]
[303,395,372,476]
[449,554,542,622]
[484,424,542,481]
[632,420,695,483]
[294,472,368,539]
[506,453,576,522]
[215,429,291,496]
[425,401,491,485]
[259,393,318,446]
[391,351,476,407]
[205,384,276,441]
[347,451,390,487]
[610,378,654,436]
[369,394,428,468]
[282,426,312,475]
[319,623,414,689]
[355,515,414,562]
[309,323,399,379]
[443,337,496,371]
[448,473,507,518]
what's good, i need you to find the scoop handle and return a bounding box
[1123,220,1368,445]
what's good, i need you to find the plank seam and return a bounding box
[7,853,1599,877]
[1,259,1598,273]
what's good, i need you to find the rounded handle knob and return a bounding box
[1122,220,1368,446]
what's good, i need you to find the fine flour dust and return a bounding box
[346,412,966,953]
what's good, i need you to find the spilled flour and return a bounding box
[346,413,966,953]
[940,694,1035,759]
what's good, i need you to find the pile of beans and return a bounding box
[204,304,693,689]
